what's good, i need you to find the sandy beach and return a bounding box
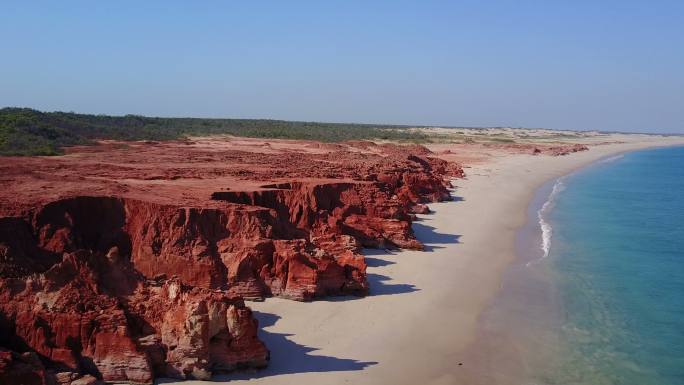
[155,135,682,385]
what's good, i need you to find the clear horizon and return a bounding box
[2,1,683,133]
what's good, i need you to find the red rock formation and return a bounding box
[0,139,464,383]
[0,247,268,384]
[1,153,453,302]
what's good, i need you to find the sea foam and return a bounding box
[533,154,622,263]
[527,177,565,266]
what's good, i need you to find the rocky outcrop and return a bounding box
[0,141,463,383]
[1,152,456,302]
[0,247,268,384]
[4,195,368,302]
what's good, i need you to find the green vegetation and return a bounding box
[0,107,428,156]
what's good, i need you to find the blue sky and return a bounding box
[1,1,683,133]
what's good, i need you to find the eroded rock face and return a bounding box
[132,153,457,299]
[0,141,463,383]
[0,249,268,384]
[1,152,456,301]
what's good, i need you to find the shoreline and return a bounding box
[168,138,684,385]
[448,141,684,385]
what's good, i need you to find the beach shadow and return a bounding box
[412,222,461,252]
[368,273,419,296]
[364,256,396,268]
[320,271,418,302]
[312,250,416,301]
[362,251,417,295]
[212,311,377,380]
[413,223,461,245]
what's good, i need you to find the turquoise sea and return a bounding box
[538,145,684,384]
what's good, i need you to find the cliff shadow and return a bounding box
[364,256,396,268]
[412,222,461,252]
[320,271,418,301]
[360,249,419,297]
[214,311,377,380]
[367,273,419,296]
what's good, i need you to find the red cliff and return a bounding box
[0,139,464,383]
[0,245,268,384]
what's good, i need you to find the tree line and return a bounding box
[0,108,428,156]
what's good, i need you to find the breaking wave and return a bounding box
[528,177,565,266]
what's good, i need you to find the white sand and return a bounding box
[169,136,684,385]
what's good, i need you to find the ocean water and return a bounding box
[530,146,684,384]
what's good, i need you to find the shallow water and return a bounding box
[478,146,684,385]
[538,145,684,384]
